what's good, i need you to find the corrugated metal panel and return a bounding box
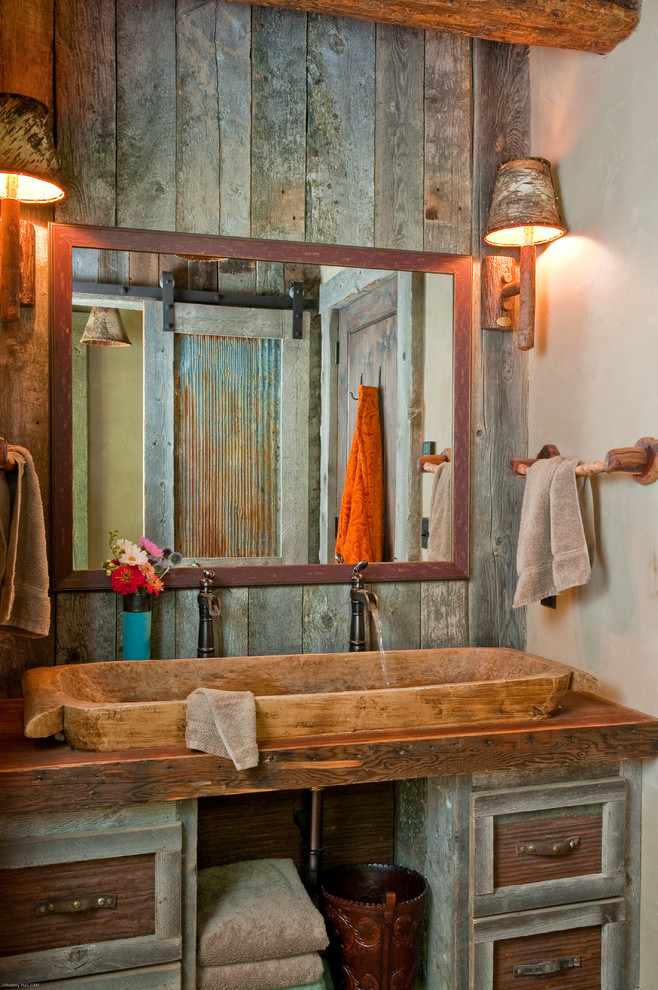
[174,334,281,558]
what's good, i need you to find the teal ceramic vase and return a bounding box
[122,593,153,660]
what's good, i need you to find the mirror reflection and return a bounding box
[51,225,471,589]
[72,257,452,570]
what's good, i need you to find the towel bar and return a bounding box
[418,447,451,473]
[0,437,16,472]
[511,438,658,486]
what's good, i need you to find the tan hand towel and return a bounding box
[196,953,325,990]
[513,456,594,608]
[0,446,50,637]
[197,858,328,967]
[185,688,259,770]
[550,457,594,593]
[427,460,452,561]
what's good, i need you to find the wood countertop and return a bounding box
[1,693,658,816]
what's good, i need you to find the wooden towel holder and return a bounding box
[511,438,658,486]
[0,437,17,472]
[418,448,451,474]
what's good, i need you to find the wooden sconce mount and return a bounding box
[0,206,36,322]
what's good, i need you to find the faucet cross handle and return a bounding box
[352,559,369,588]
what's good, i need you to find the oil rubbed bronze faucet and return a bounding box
[349,559,377,652]
[197,570,221,658]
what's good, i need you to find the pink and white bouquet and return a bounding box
[103,530,182,596]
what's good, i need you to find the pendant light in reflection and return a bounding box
[80,307,131,347]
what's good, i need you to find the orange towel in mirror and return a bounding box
[335,385,384,564]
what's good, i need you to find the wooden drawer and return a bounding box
[0,853,156,956]
[493,924,601,990]
[471,898,626,990]
[0,824,183,985]
[471,779,627,916]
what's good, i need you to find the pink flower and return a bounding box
[140,536,163,556]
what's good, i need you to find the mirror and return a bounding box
[51,224,471,590]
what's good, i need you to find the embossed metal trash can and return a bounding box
[320,863,427,990]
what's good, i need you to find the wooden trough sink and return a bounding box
[21,648,594,753]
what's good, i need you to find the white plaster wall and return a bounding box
[529,9,658,984]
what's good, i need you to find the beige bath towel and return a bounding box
[185,688,259,770]
[0,446,50,637]
[427,460,452,561]
[197,953,325,990]
[513,456,594,608]
[197,859,328,967]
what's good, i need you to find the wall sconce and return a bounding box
[0,93,66,322]
[80,307,132,346]
[482,157,566,350]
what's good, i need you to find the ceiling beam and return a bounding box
[239,0,641,54]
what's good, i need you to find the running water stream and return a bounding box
[363,591,390,686]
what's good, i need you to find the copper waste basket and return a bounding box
[321,863,427,989]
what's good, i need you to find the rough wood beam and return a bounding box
[235,0,641,54]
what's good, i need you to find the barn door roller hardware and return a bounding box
[72,276,315,336]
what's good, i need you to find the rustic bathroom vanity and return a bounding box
[1,688,657,990]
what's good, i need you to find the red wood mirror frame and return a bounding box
[50,222,471,590]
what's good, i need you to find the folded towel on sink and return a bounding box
[197,858,329,967]
[185,687,259,769]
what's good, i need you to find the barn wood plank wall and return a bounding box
[0,0,529,695]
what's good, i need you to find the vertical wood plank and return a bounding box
[116,0,176,230]
[421,580,469,647]
[215,587,249,658]
[143,301,174,552]
[395,775,471,990]
[216,3,252,238]
[424,33,473,256]
[620,760,641,989]
[176,799,198,990]
[251,6,307,242]
[374,24,424,251]
[152,589,177,660]
[173,588,198,661]
[248,586,303,655]
[176,0,221,237]
[307,15,375,245]
[54,0,116,225]
[372,583,422,651]
[469,40,530,650]
[56,593,117,664]
[302,584,349,654]
[420,33,474,654]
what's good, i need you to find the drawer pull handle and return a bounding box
[36,894,116,916]
[514,956,581,977]
[516,835,581,857]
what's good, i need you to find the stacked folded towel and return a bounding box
[197,858,329,990]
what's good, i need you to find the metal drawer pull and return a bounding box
[514,956,581,977]
[36,894,116,916]
[516,835,581,857]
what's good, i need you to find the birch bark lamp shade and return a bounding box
[0,93,66,322]
[80,307,132,347]
[484,157,566,350]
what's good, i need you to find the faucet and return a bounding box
[349,559,377,652]
[197,570,221,658]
